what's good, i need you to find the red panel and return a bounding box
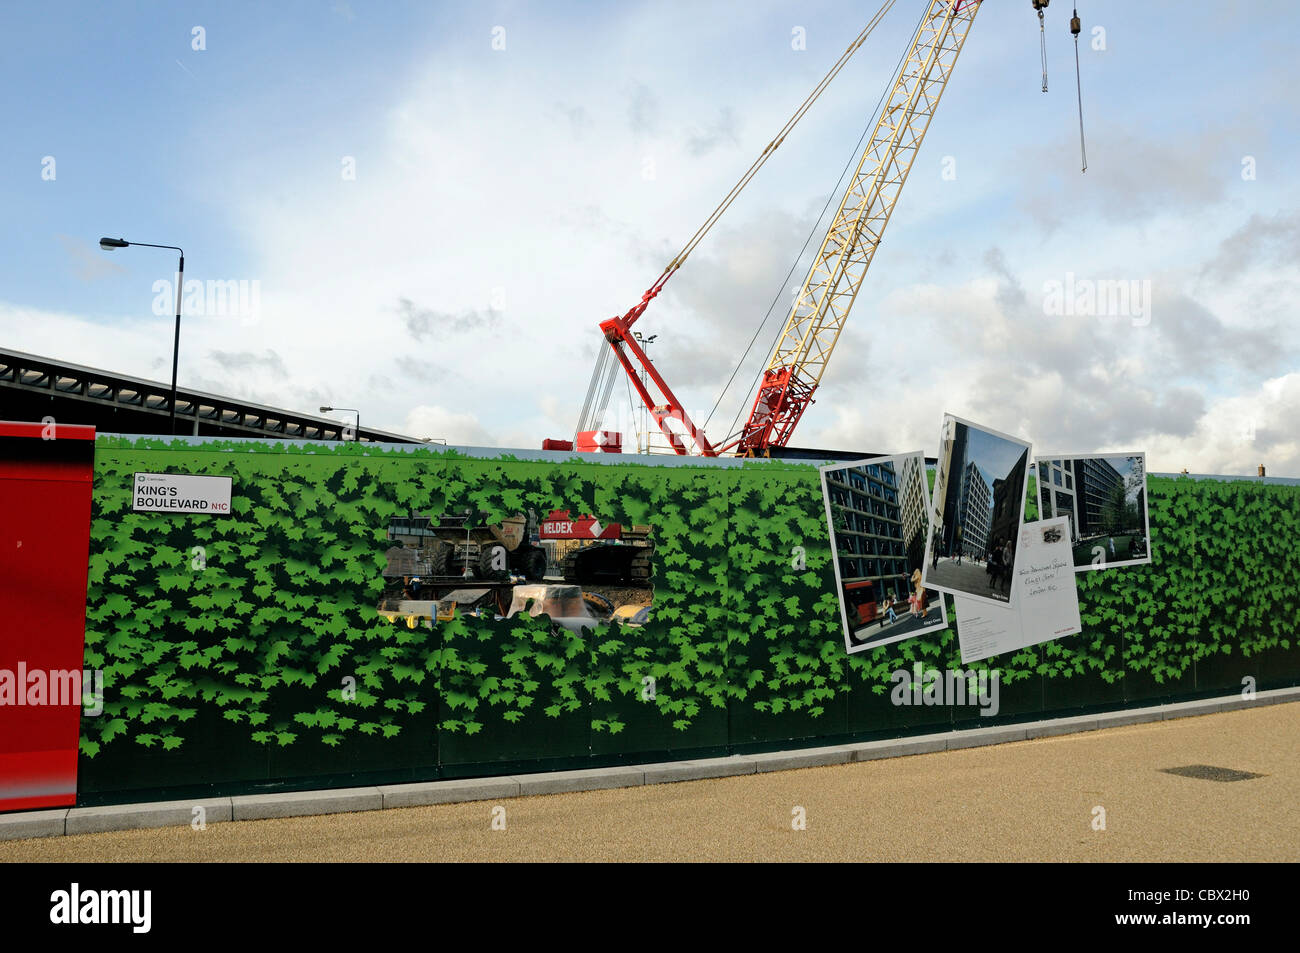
[538,509,623,540]
[0,421,95,440]
[0,422,94,812]
[576,430,622,453]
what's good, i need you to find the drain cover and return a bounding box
[1161,765,1265,782]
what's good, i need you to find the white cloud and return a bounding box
[0,303,170,377]
[4,4,1298,478]
[404,404,495,446]
[1144,372,1300,476]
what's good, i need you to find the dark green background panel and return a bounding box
[72,439,1300,804]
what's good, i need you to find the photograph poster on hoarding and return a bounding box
[820,451,948,654]
[1034,452,1152,572]
[922,414,1033,609]
[952,516,1082,664]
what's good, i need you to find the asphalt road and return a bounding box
[2,705,1295,862]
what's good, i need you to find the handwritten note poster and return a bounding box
[953,516,1081,664]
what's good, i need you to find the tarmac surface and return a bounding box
[2,704,1295,862]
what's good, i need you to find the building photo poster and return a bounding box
[952,516,1082,664]
[819,451,948,654]
[922,414,1033,609]
[1034,452,1153,572]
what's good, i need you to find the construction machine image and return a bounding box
[377,507,655,629]
[537,509,654,587]
[383,508,549,585]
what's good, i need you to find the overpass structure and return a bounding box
[0,348,419,443]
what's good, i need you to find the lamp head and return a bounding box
[99,237,129,250]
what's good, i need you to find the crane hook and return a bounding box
[1033,0,1050,92]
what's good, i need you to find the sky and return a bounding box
[3,1,1298,474]
[964,424,1027,487]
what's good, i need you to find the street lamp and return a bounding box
[99,237,185,435]
[320,406,361,442]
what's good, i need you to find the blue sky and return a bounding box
[965,423,1027,487]
[3,1,1298,473]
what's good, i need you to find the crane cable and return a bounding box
[576,341,619,440]
[1034,0,1049,92]
[579,0,900,441]
[631,0,900,314]
[1071,7,1088,172]
[703,1,929,440]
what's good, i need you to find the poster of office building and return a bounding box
[1034,452,1152,571]
[921,414,1032,608]
[820,451,948,654]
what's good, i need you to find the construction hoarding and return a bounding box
[1,434,1295,807]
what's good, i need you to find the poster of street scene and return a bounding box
[378,507,653,632]
[922,414,1032,608]
[1034,452,1152,571]
[820,452,948,653]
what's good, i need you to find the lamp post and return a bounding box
[99,237,184,435]
[320,406,361,442]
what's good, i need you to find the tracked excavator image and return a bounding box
[538,509,653,586]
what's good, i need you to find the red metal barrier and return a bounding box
[0,420,95,811]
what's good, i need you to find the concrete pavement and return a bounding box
[925,556,1011,601]
[2,702,1295,862]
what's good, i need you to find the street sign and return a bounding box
[132,472,233,515]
